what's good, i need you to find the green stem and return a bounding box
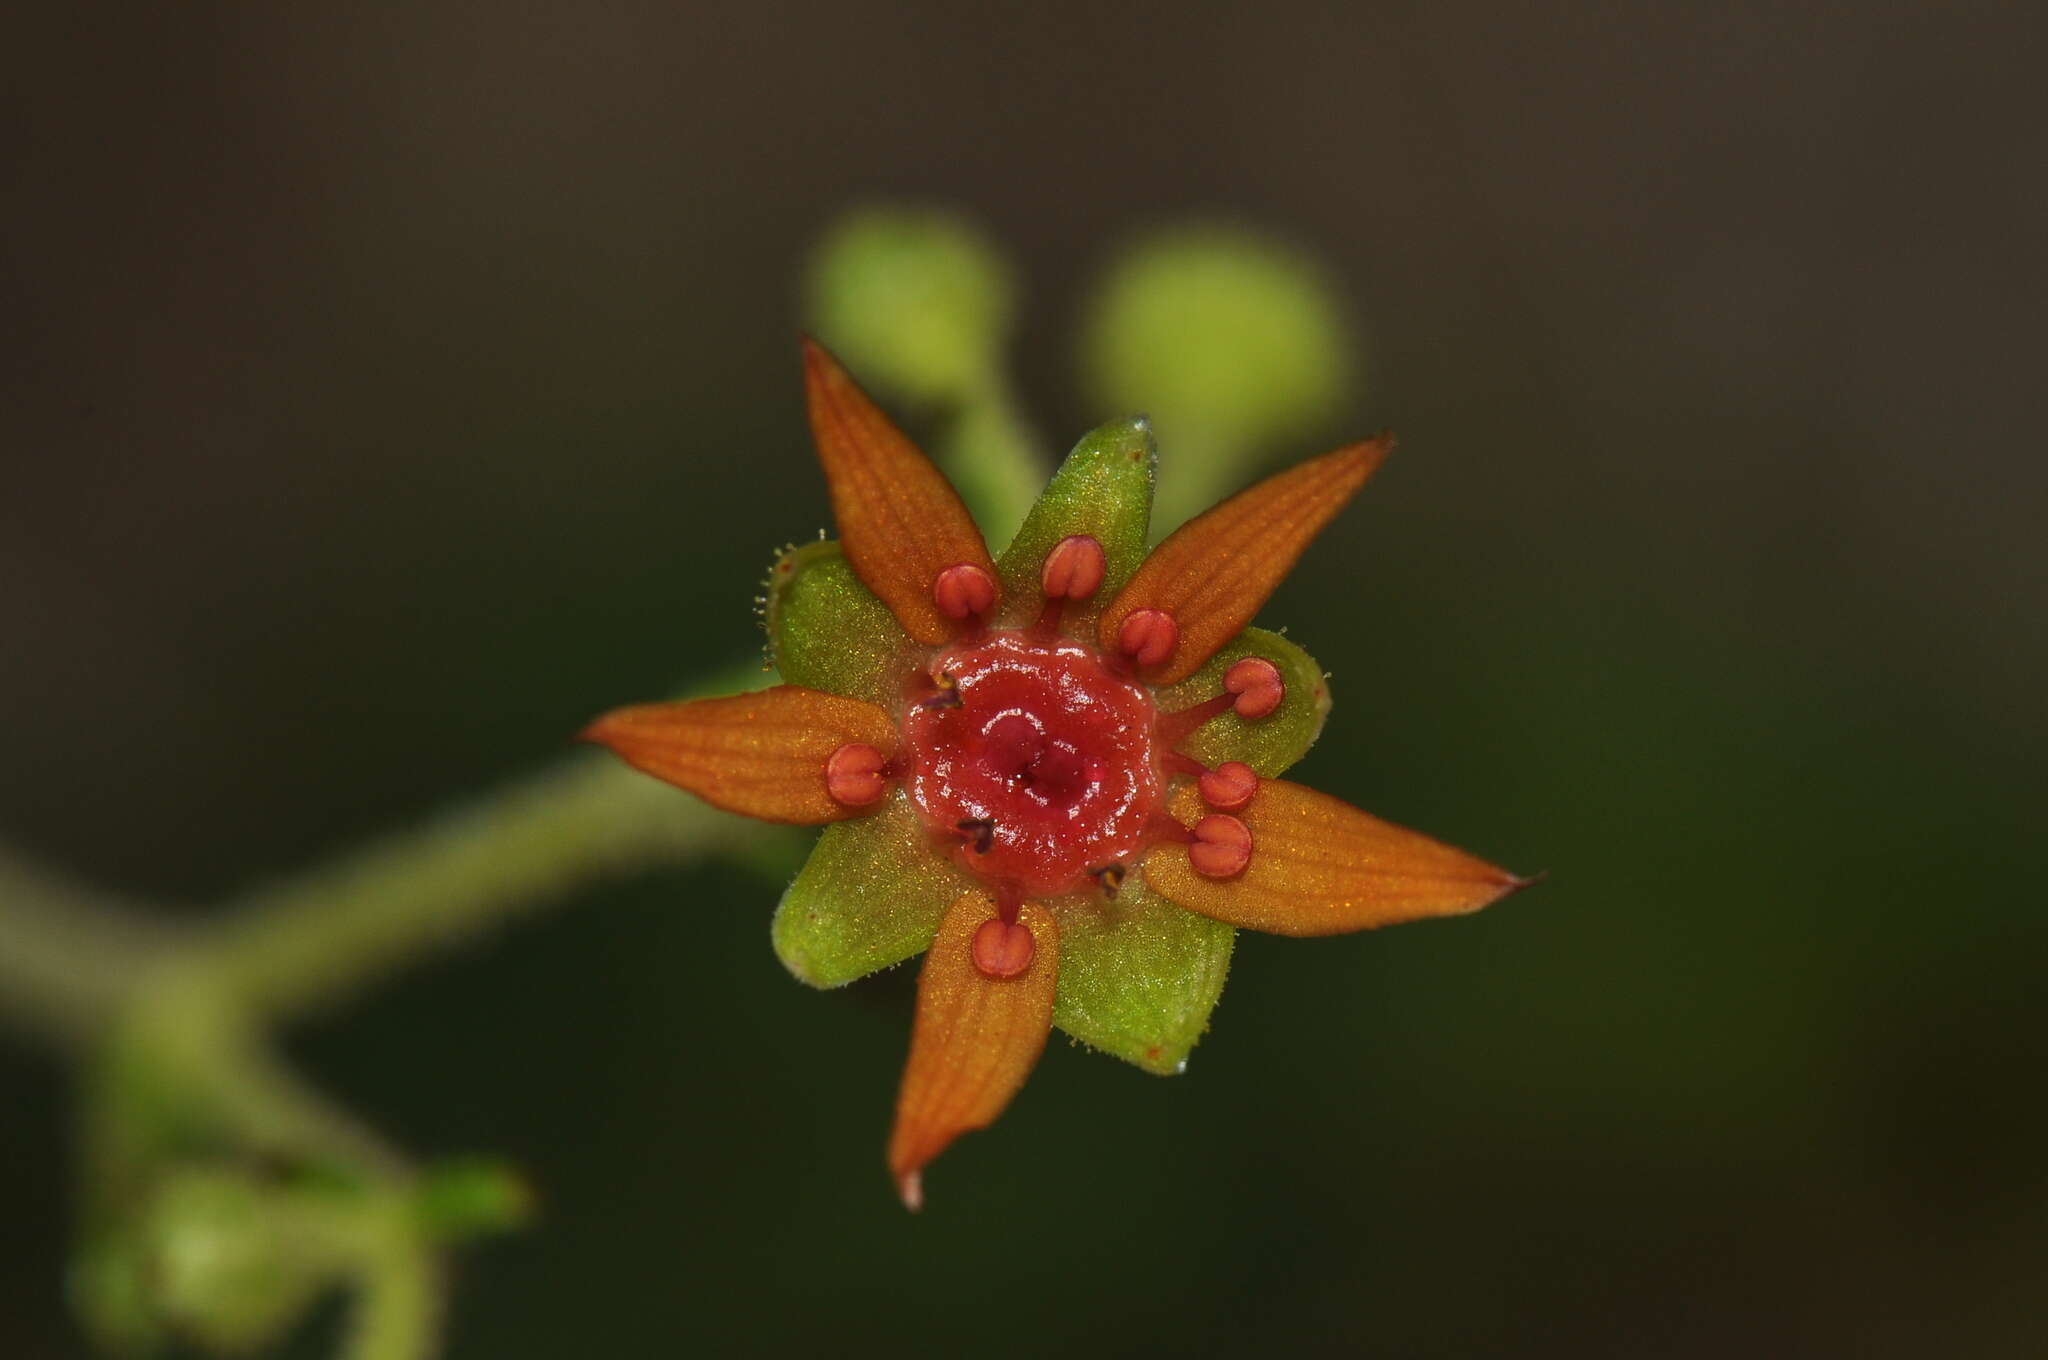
[346,1218,444,1360]
[6,661,777,1358]
[943,368,1045,552]
[205,664,767,1025]
[0,849,178,1044]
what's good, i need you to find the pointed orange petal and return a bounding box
[802,338,998,645]
[1144,778,1526,936]
[1098,438,1389,684]
[582,686,896,825]
[887,893,1058,1210]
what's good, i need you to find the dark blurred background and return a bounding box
[5,2,2044,1355]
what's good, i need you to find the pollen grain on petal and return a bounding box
[1144,779,1524,936]
[802,337,996,644]
[887,895,1059,1209]
[583,686,896,825]
[1099,437,1390,684]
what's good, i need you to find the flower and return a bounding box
[585,340,1530,1208]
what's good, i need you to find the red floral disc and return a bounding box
[902,631,1163,897]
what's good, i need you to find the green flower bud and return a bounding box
[807,207,1015,404]
[1081,226,1355,530]
[106,1166,352,1356]
[413,1157,533,1242]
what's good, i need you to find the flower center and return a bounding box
[901,630,1162,898]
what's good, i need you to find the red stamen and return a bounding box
[932,563,997,624]
[1041,534,1107,602]
[1164,750,1208,778]
[1158,692,1234,747]
[1224,657,1285,719]
[1189,813,1253,878]
[971,916,1036,978]
[1198,761,1258,811]
[993,880,1025,925]
[1116,608,1179,669]
[825,742,888,806]
[1146,811,1196,845]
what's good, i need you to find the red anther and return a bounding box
[1041,534,1107,601]
[1117,608,1180,668]
[1198,761,1258,811]
[932,563,997,623]
[971,916,1036,979]
[1188,813,1253,878]
[1224,657,1285,719]
[824,742,888,806]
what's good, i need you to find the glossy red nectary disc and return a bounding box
[902,632,1163,897]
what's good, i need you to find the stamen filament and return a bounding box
[993,880,1025,926]
[1158,692,1234,747]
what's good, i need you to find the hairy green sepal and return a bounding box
[772,792,968,987]
[1052,879,1233,1075]
[1160,627,1330,776]
[764,540,914,705]
[994,417,1156,634]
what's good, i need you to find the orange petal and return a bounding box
[1144,779,1526,936]
[802,337,997,645]
[1098,438,1389,684]
[887,893,1058,1210]
[582,686,896,825]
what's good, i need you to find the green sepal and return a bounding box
[994,417,1156,635]
[1158,626,1330,777]
[1051,879,1234,1075]
[771,790,969,987]
[763,540,917,705]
